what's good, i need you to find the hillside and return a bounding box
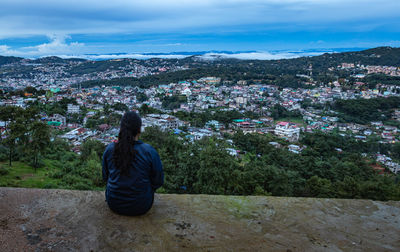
[0,55,23,66]
[78,46,400,88]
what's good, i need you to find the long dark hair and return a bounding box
[113,111,142,175]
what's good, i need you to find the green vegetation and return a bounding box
[0,55,23,66]
[84,103,127,129]
[174,109,244,127]
[162,95,187,110]
[270,104,302,120]
[0,161,60,188]
[333,96,400,124]
[139,127,400,200]
[364,74,400,89]
[0,139,105,190]
[1,122,399,200]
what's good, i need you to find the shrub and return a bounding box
[72,182,92,190]
[43,182,58,189]
[0,146,8,162]
[0,166,10,176]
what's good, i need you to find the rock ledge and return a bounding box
[0,187,399,251]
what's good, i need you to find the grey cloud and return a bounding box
[0,0,399,38]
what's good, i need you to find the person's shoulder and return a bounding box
[104,142,115,154]
[137,141,157,154]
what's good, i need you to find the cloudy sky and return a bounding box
[0,0,399,58]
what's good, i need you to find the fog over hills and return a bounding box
[1,48,370,61]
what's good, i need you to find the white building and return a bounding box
[181,87,192,96]
[67,104,80,114]
[143,114,184,131]
[274,122,300,141]
[288,144,301,154]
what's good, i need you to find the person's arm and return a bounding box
[102,148,109,182]
[149,148,164,191]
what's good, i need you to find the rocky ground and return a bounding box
[0,187,399,251]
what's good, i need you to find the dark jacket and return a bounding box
[102,140,164,215]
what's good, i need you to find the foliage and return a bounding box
[111,102,129,112]
[138,104,162,116]
[270,104,302,120]
[136,92,148,102]
[0,107,50,169]
[26,121,51,169]
[2,126,399,200]
[80,139,106,161]
[139,127,400,200]
[162,95,187,110]
[364,74,400,88]
[174,109,244,127]
[334,96,400,124]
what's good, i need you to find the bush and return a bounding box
[43,182,58,189]
[72,182,92,190]
[0,146,8,162]
[49,170,64,179]
[0,166,10,176]
[29,158,45,169]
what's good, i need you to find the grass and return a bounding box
[0,160,62,188]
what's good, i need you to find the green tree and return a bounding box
[112,102,129,112]
[194,140,238,194]
[305,176,334,198]
[4,119,26,166]
[27,121,51,170]
[81,150,104,187]
[336,176,361,199]
[80,139,105,161]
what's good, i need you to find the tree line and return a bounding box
[141,127,400,200]
[1,106,399,200]
[0,106,50,169]
[333,96,400,124]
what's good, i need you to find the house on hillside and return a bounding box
[47,114,66,127]
[274,122,300,141]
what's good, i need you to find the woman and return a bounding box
[102,111,164,216]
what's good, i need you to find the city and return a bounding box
[1,50,399,175]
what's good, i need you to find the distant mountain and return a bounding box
[33,56,86,64]
[309,46,400,67]
[2,46,398,63]
[2,46,399,90]
[77,46,400,89]
[0,55,24,66]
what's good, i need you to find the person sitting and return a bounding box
[102,111,164,216]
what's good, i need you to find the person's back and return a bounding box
[102,111,164,216]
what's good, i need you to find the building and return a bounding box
[143,114,184,131]
[67,104,80,114]
[198,77,221,85]
[47,114,66,127]
[274,122,300,141]
[205,120,223,131]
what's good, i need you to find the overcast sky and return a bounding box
[0,0,399,58]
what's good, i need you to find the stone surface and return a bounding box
[0,187,399,251]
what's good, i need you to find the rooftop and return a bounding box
[0,187,399,251]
